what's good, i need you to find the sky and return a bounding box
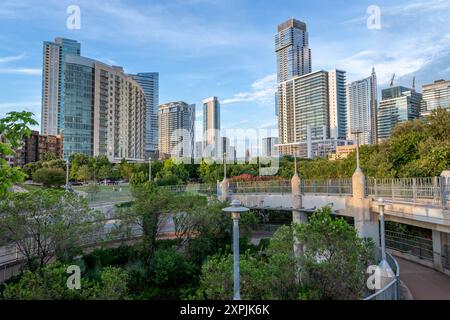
[1,0,450,146]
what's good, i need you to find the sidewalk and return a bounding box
[397,256,450,300]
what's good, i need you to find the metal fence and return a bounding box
[300,179,353,195]
[364,250,400,300]
[385,230,434,261]
[161,183,217,196]
[228,179,352,195]
[229,180,291,194]
[443,245,450,270]
[367,177,448,207]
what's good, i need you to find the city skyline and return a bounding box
[1,0,450,141]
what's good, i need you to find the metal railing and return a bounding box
[229,180,291,194]
[300,179,353,195]
[160,183,217,195]
[385,230,434,262]
[364,250,400,300]
[367,177,449,207]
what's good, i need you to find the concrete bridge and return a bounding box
[219,170,450,276]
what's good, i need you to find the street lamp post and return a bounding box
[148,157,152,182]
[352,130,362,170]
[378,198,387,261]
[222,200,249,300]
[65,159,70,192]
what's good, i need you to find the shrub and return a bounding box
[32,167,66,187]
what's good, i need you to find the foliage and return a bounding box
[32,167,66,187]
[195,253,269,300]
[0,111,38,195]
[293,207,374,300]
[2,263,129,300]
[0,189,103,271]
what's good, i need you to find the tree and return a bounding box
[32,167,66,188]
[195,253,269,300]
[0,189,103,270]
[116,183,177,259]
[2,263,129,300]
[0,111,38,196]
[293,207,374,300]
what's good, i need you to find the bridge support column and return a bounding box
[291,172,307,258]
[432,230,443,272]
[350,168,380,246]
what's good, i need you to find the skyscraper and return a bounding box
[421,79,450,117]
[262,137,279,157]
[130,73,159,159]
[346,68,378,145]
[158,101,195,159]
[276,18,313,155]
[275,18,311,83]
[328,70,347,140]
[63,55,147,161]
[41,37,81,136]
[202,96,220,158]
[378,86,422,140]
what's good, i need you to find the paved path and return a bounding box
[397,257,450,300]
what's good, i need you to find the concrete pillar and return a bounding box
[351,168,380,246]
[220,178,229,202]
[291,172,307,259]
[432,230,443,272]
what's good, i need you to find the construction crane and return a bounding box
[390,73,395,87]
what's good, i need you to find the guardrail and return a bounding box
[364,250,400,300]
[367,177,449,208]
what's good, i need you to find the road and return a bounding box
[397,256,450,300]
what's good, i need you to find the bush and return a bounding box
[32,167,66,187]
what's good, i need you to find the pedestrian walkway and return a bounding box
[397,256,450,300]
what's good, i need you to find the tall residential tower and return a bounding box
[130,73,159,159]
[202,96,221,158]
[346,68,378,145]
[275,18,312,154]
[158,102,195,159]
[41,37,81,136]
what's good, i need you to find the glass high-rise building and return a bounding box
[295,71,330,142]
[275,18,311,83]
[202,96,220,158]
[276,18,313,155]
[130,73,159,159]
[421,79,450,117]
[63,56,147,161]
[346,68,378,145]
[63,55,94,158]
[41,37,147,161]
[378,86,422,140]
[41,37,81,136]
[328,70,347,140]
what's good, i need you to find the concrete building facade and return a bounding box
[158,101,195,159]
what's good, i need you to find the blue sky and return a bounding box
[1,0,450,142]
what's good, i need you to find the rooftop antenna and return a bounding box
[390,73,396,87]
[412,76,416,91]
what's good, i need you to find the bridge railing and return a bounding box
[229,180,292,194]
[367,177,448,207]
[300,179,353,195]
[364,250,400,300]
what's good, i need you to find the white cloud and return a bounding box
[0,53,25,63]
[222,74,277,105]
[0,68,41,75]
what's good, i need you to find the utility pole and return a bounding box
[148,157,152,182]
